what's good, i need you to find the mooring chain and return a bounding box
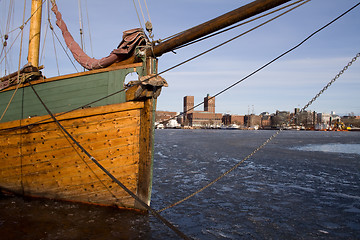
[158,130,281,213]
[158,52,360,213]
[302,53,360,112]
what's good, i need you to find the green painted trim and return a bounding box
[0,67,144,123]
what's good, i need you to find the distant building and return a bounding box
[222,114,245,126]
[204,94,215,113]
[245,114,261,128]
[183,95,222,128]
[272,110,290,128]
[342,115,360,128]
[260,113,271,129]
[186,112,223,128]
[296,110,316,129]
[316,112,341,130]
[157,97,358,131]
[183,96,194,114]
[155,111,178,124]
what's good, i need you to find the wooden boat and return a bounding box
[0,0,293,211]
[0,59,161,210]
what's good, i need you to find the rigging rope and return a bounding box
[0,31,8,75]
[156,0,309,78]
[143,0,152,23]
[132,0,144,30]
[84,0,94,57]
[0,0,46,39]
[77,0,85,51]
[173,0,309,51]
[46,0,60,75]
[0,28,21,66]
[131,0,153,39]
[159,0,306,45]
[137,0,146,26]
[158,52,360,213]
[78,0,85,72]
[40,0,53,66]
[47,19,79,73]
[1,0,15,75]
[0,0,27,122]
[26,80,192,240]
[0,0,46,68]
[50,27,60,75]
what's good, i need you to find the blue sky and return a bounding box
[1,0,360,115]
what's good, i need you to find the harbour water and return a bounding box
[1,130,359,239]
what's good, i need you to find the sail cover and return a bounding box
[51,2,147,70]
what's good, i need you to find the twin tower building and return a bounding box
[183,95,222,127]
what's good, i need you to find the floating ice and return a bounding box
[292,144,360,155]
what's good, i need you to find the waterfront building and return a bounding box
[260,114,272,129]
[155,111,179,125]
[222,114,245,127]
[296,110,317,129]
[245,114,261,129]
[316,112,341,130]
[272,110,291,128]
[204,94,215,113]
[157,98,359,130]
[183,95,222,128]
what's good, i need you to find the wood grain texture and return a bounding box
[0,101,150,209]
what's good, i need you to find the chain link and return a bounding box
[157,52,360,213]
[302,53,360,112]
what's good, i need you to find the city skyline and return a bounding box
[159,94,355,117]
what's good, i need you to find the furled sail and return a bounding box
[50,1,147,70]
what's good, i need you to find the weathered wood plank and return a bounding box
[1,139,140,172]
[0,101,144,130]
[1,148,140,179]
[2,117,140,154]
[0,109,141,148]
[22,175,139,208]
[0,100,148,209]
[135,58,157,210]
[22,165,139,190]
[1,108,141,168]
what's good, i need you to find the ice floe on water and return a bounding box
[291,143,360,155]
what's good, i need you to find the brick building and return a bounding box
[204,94,215,113]
[222,114,245,126]
[245,114,261,128]
[155,111,178,124]
[183,96,194,114]
[260,115,272,128]
[183,95,222,128]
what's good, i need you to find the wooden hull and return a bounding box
[0,62,156,211]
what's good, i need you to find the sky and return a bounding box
[1,0,360,116]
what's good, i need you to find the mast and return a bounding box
[28,0,43,67]
[151,0,291,57]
